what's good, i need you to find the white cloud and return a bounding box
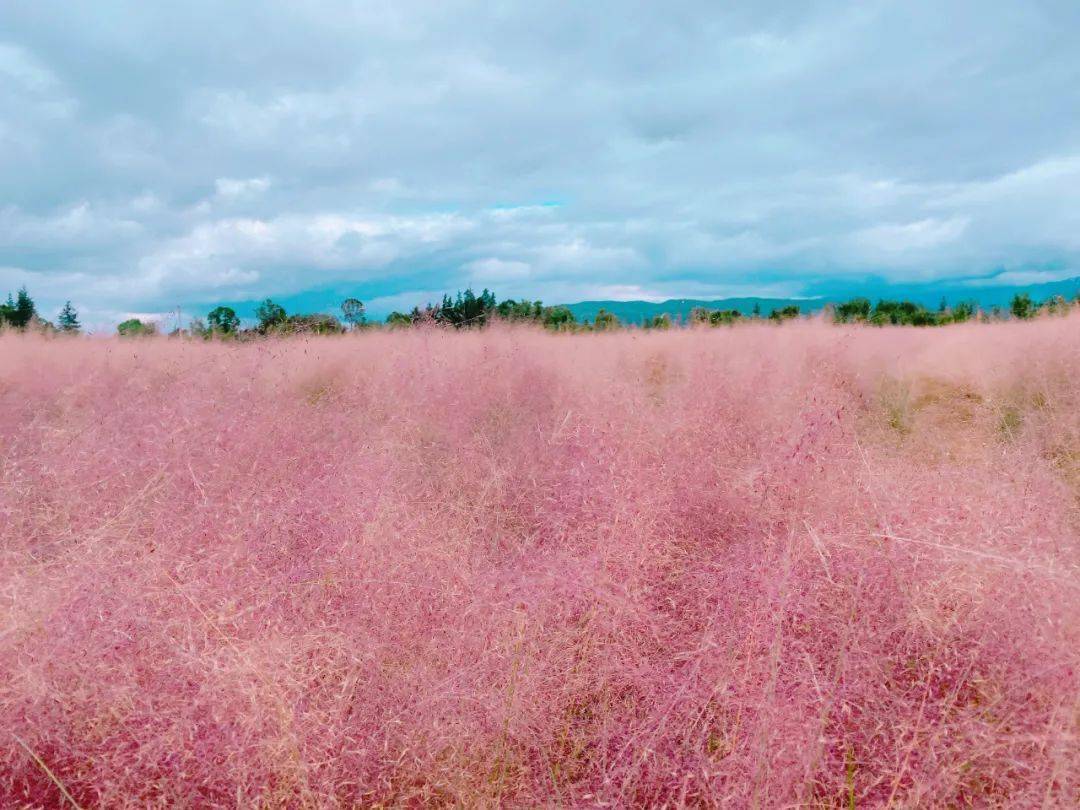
[364,289,445,314]
[0,43,60,92]
[4,1,1080,321]
[0,202,143,248]
[368,177,408,195]
[463,257,532,281]
[963,268,1079,287]
[851,217,970,254]
[215,176,272,199]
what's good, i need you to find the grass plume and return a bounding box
[1,318,1078,806]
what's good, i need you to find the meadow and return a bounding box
[1,318,1078,807]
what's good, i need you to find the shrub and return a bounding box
[769,305,799,321]
[593,308,619,330]
[541,305,576,330]
[286,313,344,334]
[117,317,158,337]
[951,300,976,322]
[834,297,871,322]
[1011,292,1035,320]
[709,308,742,325]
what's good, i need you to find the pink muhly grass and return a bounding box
[0,318,1078,806]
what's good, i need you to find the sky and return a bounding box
[3,0,1080,327]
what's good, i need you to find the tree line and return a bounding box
[389,288,577,330]
[1,285,1078,337]
[830,292,1077,325]
[115,297,368,337]
[0,287,80,333]
[113,290,583,338]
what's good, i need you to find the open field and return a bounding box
[1,320,1079,807]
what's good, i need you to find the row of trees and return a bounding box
[388,289,578,331]
[4,285,1079,338]
[104,287,1080,339]
[565,292,1078,331]
[832,293,1077,325]
[391,294,802,331]
[120,290,585,337]
[832,298,970,326]
[117,297,368,338]
[0,287,81,332]
[1006,292,1076,320]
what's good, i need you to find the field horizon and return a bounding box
[2,319,1079,806]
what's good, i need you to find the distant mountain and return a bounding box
[209,273,1080,326]
[564,275,1080,325]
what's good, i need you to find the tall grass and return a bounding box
[1,318,1078,806]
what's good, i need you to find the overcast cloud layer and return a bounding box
[4,0,1080,326]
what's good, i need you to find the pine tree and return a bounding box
[12,287,36,329]
[58,300,81,333]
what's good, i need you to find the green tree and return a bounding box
[496,298,544,321]
[593,308,619,330]
[646,313,672,329]
[6,287,37,329]
[286,313,343,334]
[0,293,14,326]
[908,308,940,327]
[409,305,435,324]
[872,300,921,325]
[769,305,799,321]
[541,305,576,330]
[708,309,741,326]
[834,298,871,323]
[951,301,976,323]
[255,299,287,332]
[1010,293,1035,320]
[1044,295,1069,316]
[386,311,412,327]
[434,287,497,328]
[207,306,240,334]
[864,300,943,326]
[117,318,157,337]
[341,298,366,328]
[57,301,81,333]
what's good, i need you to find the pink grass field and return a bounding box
[1,319,1078,807]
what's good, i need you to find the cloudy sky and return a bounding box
[4,0,1080,326]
